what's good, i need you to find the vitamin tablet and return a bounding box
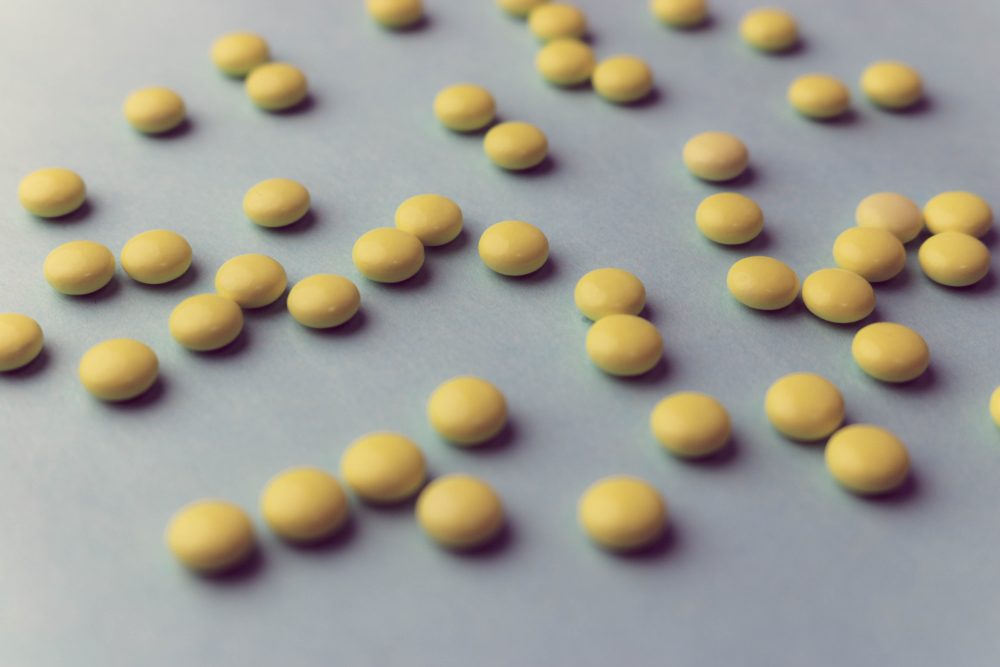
[286,274,360,328]
[855,192,923,243]
[261,467,350,542]
[416,475,504,549]
[43,240,116,296]
[650,0,707,27]
[696,192,764,245]
[427,376,508,445]
[123,87,186,134]
[787,73,850,119]
[683,131,749,182]
[214,253,287,308]
[483,121,548,170]
[433,84,496,132]
[574,268,646,320]
[0,314,44,372]
[478,220,550,276]
[860,61,923,110]
[498,0,549,17]
[586,314,663,377]
[528,3,587,41]
[120,230,192,285]
[917,232,990,287]
[851,322,929,383]
[366,0,423,28]
[726,256,799,310]
[740,7,798,52]
[166,500,255,573]
[923,191,992,238]
[394,193,463,245]
[991,387,1000,428]
[832,227,905,282]
[650,392,731,458]
[802,268,875,324]
[211,32,269,76]
[592,55,653,103]
[765,372,844,441]
[536,38,595,87]
[79,338,158,402]
[825,425,910,494]
[18,167,86,218]
[352,228,425,283]
[340,432,427,502]
[243,178,310,228]
[169,294,244,351]
[578,476,667,551]
[245,63,308,111]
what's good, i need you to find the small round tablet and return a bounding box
[0,313,44,372]
[433,84,496,132]
[394,193,463,245]
[245,63,308,111]
[478,220,549,276]
[169,294,244,351]
[79,338,159,402]
[123,87,186,134]
[166,500,255,573]
[650,0,707,27]
[536,38,595,87]
[574,268,646,321]
[528,3,587,41]
[352,227,425,283]
[917,231,991,287]
[43,240,116,296]
[261,467,350,543]
[586,314,663,377]
[726,256,799,310]
[740,7,798,52]
[683,131,749,182]
[650,391,731,458]
[696,192,764,245]
[120,230,192,285]
[498,0,549,17]
[991,387,1000,428]
[211,32,270,76]
[578,476,667,551]
[832,227,905,283]
[287,274,360,328]
[427,376,508,446]
[340,432,427,502]
[787,73,850,119]
[416,474,505,549]
[825,425,910,494]
[923,191,992,238]
[765,372,844,441]
[802,268,875,324]
[243,178,310,228]
[366,0,424,28]
[860,61,923,110]
[851,322,929,383]
[592,55,653,103]
[483,121,548,170]
[18,167,86,218]
[215,253,287,308]
[855,192,923,243]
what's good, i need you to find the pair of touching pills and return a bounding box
[79,338,159,401]
[765,372,845,441]
[478,220,550,276]
[215,253,288,307]
[683,131,749,182]
[427,376,509,446]
[574,268,646,321]
[586,314,663,376]
[726,256,799,311]
[825,425,910,494]
[124,87,186,134]
[0,313,44,371]
[416,475,505,549]
[579,476,667,551]
[243,178,311,228]
[120,230,193,285]
[353,228,425,283]
[651,392,731,458]
[19,167,86,218]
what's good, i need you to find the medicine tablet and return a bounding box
[802,268,875,324]
[825,425,910,494]
[923,191,992,238]
[0,313,44,372]
[696,192,764,245]
[427,376,508,445]
[433,84,496,132]
[352,228,425,283]
[478,220,550,276]
[586,314,663,377]
[416,475,505,549]
[79,338,159,402]
[169,294,244,351]
[483,121,548,170]
[498,0,549,17]
[528,3,587,41]
[574,268,646,320]
[43,240,116,296]
[366,0,424,28]
[261,467,350,542]
[592,55,653,103]
[765,372,844,441]
[726,256,799,310]
[120,230,192,285]
[395,193,463,246]
[215,253,287,308]
[851,322,929,383]
[683,131,749,182]
[740,7,798,52]
[650,392,731,458]
[536,38,595,87]
[245,62,308,111]
[650,0,707,28]
[991,387,1000,428]
[578,476,667,551]
[787,74,850,119]
[286,274,360,328]
[860,61,923,110]
[165,500,255,573]
[917,231,991,287]
[855,192,923,243]
[243,178,310,228]
[18,167,86,218]
[211,32,269,76]
[340,432,427,502]
[123,87,186,134]
[832,227,905,282]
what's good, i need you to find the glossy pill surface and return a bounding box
[825,425,910,494]
[79,338,158,401]
[340,432,427,503]
[434,84,496,132]
[18,167,86,218]
[683,131,749,182]
[286,274,360,328]
[832,227,905,283]
[0,314,44,372]
[536,38,595,86]
[586,314,663,377]
[765,372,844,441]
[366,0,423,28]
[352,228,425,283]
[740,7,798,51]
[211,32,269,76]
[726,256,799,310]
[483,121,548,170]
[169,294,244,351]
[650,0,707,27]
[478,220,549,276]
[923,191,992,238]
[696,192,764,245]
[416,475,505,549]
[592,55,653,103]
[650,392,731,458]
[851,322,929,383]
[120,230,192,285]
[855,192,923,243]
[43,240,116,295]
[243,178,310,228]
[788,74,850,119]
[123,87,186,134]
[394,193,463,246]
[802,268,875,323]
[528,3,587,41]
[574,268,646,321]
[166,500,255,573]
[427,376,508,445]
[261,467,350,542]
[245,63,307,110]
[918,232,990,287]
[860,61,923,109]
[215,253,287,307]
[579,476,667,551]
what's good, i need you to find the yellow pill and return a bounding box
[832,227,905,283]
[726,256,799,310]
[650,391,731,458]
[416,474,505,549]
[169,294,244,351]
[478,220,549,276]
[165,500,255,573]
[586,314,663,377]
[683,131,749,182]
[214,253,287,308]
[427,376,508,445]
[433,84,496,132]
[650,0,707,27]
[536,38,595,87]
[528,3,587,41]
[352,227,425,283]
[120,230,192,285]
[991,387,1000,428]
[592,55,653,103]
[243,178,310,228]
[43,240,115,296]
[211,32,269,77]
[860,61,923,110]
[123,87,186,134]
[740,7,798,52]
[851,322,929,383]
[483,121,548,171]
[574,268,646,320]
[260,467,350,543]
[855,192,924,243]
[366,0,423,28]
[0,314,44,372]
[286,274,361,328]
[79,338,158,402]
[394,193,463,246]
[787,73,850,119]
[245,62,308,111]
[802,268,875,324]
[18,167,86,218]
[578,476,667,551]
[825,425,910,494]
[696,192,764,245]
[917,231,991,287]
[765,372,844,441]
[340,432,427,502]
[923,191,992,238]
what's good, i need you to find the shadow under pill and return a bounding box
[131,264,200,293]
[613,522,680,562]
[285,518,358,555]
[450,523,513,560]
[201,548,266,585]
[103,376,168,411]
[262,209,318,235]
[508,154,557,178]
[1,347,51,380]
[197,328,251,359]
[269,94,316,116]
[425,228,469,256]
[147,118,194,140]
[303,309,368,338]
[458,419,518,455]
[40,199,94,224]
[504,255,557,284]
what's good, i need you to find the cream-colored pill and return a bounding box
[43,240,116,296]
[855,192,924,243]
[120,230,192,285]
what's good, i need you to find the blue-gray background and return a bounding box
[2,1,998,665]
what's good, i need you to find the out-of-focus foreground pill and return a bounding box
[787,73,850,119]
[923,191,992,238]
[483,121,548,170]
[434,84,496,132]
[592,55,653,103]
[0,313,44,372]
[586,313,663,377]
[352,228,425,283]
[169,294,244,351]
[18,167,86,218]
[79,338,158,401]
[528,3,587,41]
[245,63,308,110]
[478,220,549,276]
[395,193,463,246]
[243,178,311,228]
[211,32,270,76]
[918,232,990,287]
[726,256,799,310]
[765,372,844,441]
[832,227,905,283]
[851,322,929,383]
[166,500,256,573]
[536,38,595,87]
[579,476,667,551]
[574,268,646,320]
[120,230,192,285]
[366,0,424,28]
[696,192,764,245]
[825,425,910,494]
[215,253,287,307]
[802,268,875,323]
[44,240,116,296]
[860,61,923,110]
[261,467,350,542]
[427,376,508,445]
[991,386,1000,428]
[740,7,798,52]
[650,0,707,28]
[123,87,186,134]
[286,274,360,328]
[683,131,749,182]
[340,432,427,502]
[498,0,549,18]
[855,192,923,243]
[416,475,505,549]
[650,391,730,458]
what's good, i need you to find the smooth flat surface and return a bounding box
[2,1,999,665]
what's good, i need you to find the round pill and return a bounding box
[261,467,350,543]
[79,338,158,402]
[802,268,876,324]
[478,220,550,276]
[43,240,116,296]
[726,256,799,310]
[991,387,1000,428]
[650,0,707,27]
[851,322,929,383]
[483,121,548,170]
[574,268,646,320]
[740,7,798,52]
[498,0,549,17]
[286,274,360,328]
[825,425,910,494]
[243,178,310,228]
[787,73,850,119]
[578,476,667,551]
[245,62,308,111]
[855,192,924,243]
[433,84,496,132]
[211,32,269,76]
[696,192,764,245]
[536,38,595,87]
[650,392,731,458]
[765,372,844,441]
[427,376,508,446]
[215,253,287,308]
[860,61,923,110]
[340,432,427,502]
[416,475,505,549]
[18,167,86,218]
[352,228,425,283]
[917,231,991,287]
[120,230,192,285]
[366,0,423,28]
[832,227,906,282]
[586,314,663,377]
[394,193,463,246]
[528,3,587,41]
[0,314,44,372]
[923,191,992,238]
[683,131,749,182]
[123,87,186,134]
[592,55,653,103]
[166,500,255,573]
[169,294,244,351]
